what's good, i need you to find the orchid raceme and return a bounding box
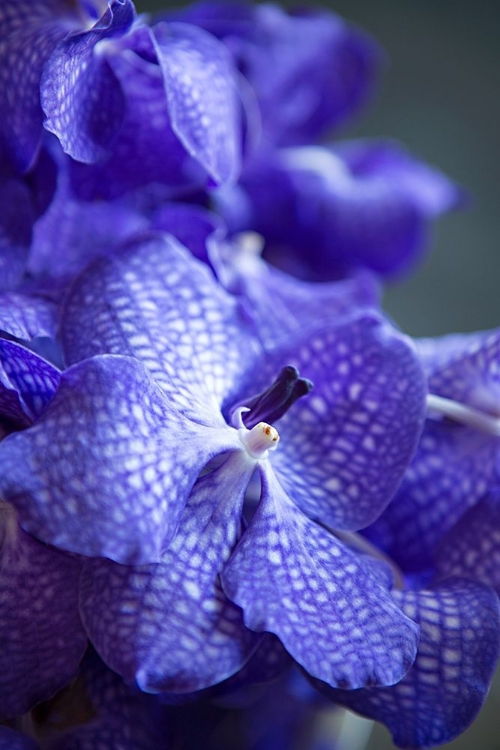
[0,0,497,748]
[0,234,426,694]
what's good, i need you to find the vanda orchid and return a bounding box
[0,1,498,749]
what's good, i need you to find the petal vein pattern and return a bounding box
[152,21,241,184]
[61,234,261,426]
[0,355,241,564]
[243,314,427,530]
[80,452,261,693]
[40,0,135,162]
[366,328,500,571]
[222,463,419,689]
[326,579,500,749]
[0,339,60,426]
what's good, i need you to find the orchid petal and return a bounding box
[334,139,466,217]
[153,21,241,184]
[67,27,207,200]
[81,452,259,693]
[366,328,500,572]
[326,579,500,749]
[0,0,77,172]
[0,505,87,720]
[239,313,426,531]
[436,491,500,594]
[0,339,60,426]
[212,235,380,348]
[41,0,135,162]
[0,355,240,564]
[0,292,57,341]
[222,463,419,689]
[61,233,260,425]
[365,420,498,574]
[29,163,148,282]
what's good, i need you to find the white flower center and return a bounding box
[239,421,280,460]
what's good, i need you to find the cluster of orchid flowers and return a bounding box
[0,1,498,748]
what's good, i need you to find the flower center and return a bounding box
[238,420,280,460]
[234,365,313,430]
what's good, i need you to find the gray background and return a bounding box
[137,1,500,747]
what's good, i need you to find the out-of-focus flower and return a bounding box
[1,0,242,192]
[366,328,500,574]
[166,0,381,146]
[215,141,464,280]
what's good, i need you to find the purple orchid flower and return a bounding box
[0,233,427,695]
[365,327,500,574]
[165,0,381,148]
[0,0,135,173]
[214,140,464,281]
[1,0,241,195]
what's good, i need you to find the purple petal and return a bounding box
[248,5,381,144]
[222,463,419,689]
[151,202,226,266]
[29,161,148,282]
[0,339,60,426]
[81,452,260,693]
[61,233,261,425]
[212,236,380,348]
[0,292,57,340]
[41,0,135,162]
[247,313,426,531]
[0,355,240,564]
[233,135,462,281]
[335,139,466,217]
[67,27,207,200]
[436,491,500,594]
[0,504,87,719]
[245,145,428,279]
[326,579,500,749]
[152,21,241,184]
[365,420,498,574]
[418,328,500,410]
[173,2,381,145]
[366,329,500,572]
[160,633,291,705]
[0,1,78,172]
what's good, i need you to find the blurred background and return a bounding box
[137,1,500,747]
